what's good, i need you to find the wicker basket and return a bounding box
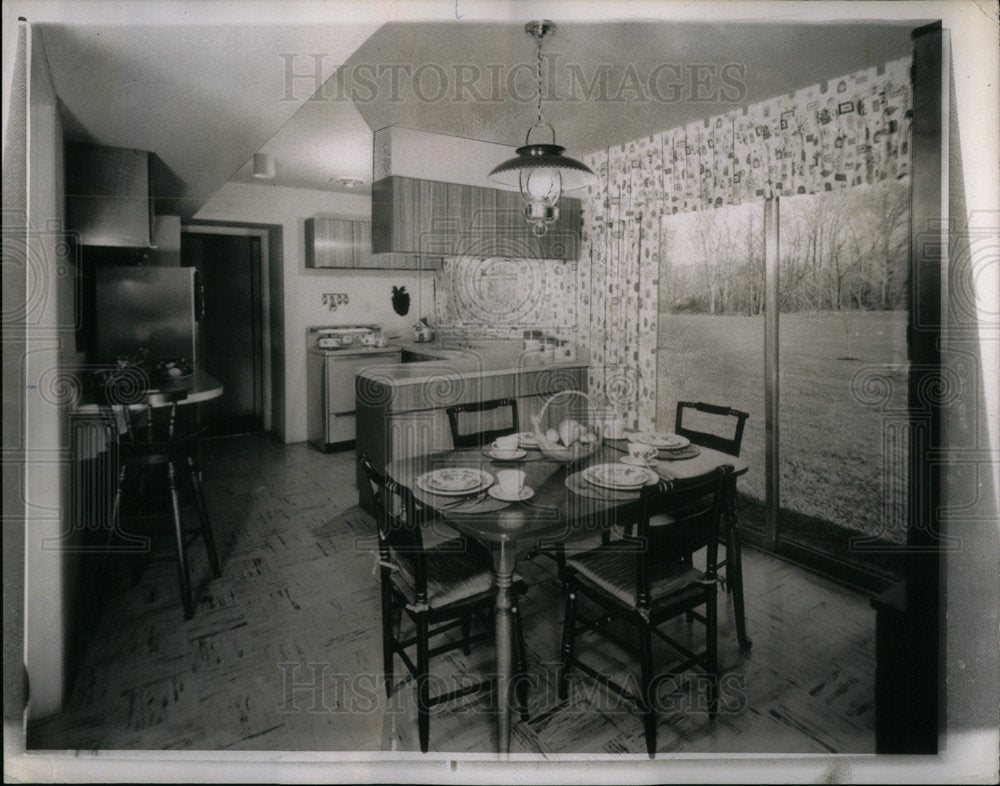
[530,389,602,465]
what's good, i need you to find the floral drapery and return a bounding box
[579,57,912,429]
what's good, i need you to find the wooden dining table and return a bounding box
[385,437,750,756]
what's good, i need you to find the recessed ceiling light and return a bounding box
[332,177,364,188]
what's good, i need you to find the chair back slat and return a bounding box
[674,401,749,457]
[359,454,428,602]
[632,466,732,609]
[446,398,519,449]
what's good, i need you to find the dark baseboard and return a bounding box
[737,495,903,596]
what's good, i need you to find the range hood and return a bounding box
[65,142,181,263]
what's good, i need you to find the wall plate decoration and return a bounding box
[322,293,349,311]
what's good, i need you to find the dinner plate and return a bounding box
[583,463,658,490]
[632,431,690,450]
[517,431,540,449]
[488,485,534,502]
[416,468,493,496]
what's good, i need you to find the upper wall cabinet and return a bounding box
[305,218,356,268]
[371,175,580,261]
[305,217,441,271]
[371,177,455,257]
[65,142,154,248]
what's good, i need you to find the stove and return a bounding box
[308,324,386,351]
[306,325,401,452]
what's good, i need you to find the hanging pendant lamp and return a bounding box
[488,21,596,237]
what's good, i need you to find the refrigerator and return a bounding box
[93,266,200,364]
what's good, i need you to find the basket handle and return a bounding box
[532,389,598,439]
[537,388,596,422]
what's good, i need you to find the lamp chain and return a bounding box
[535,31,544,125]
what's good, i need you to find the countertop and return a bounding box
[308,345,402,357]
[72,369,223,413]
[361,337,587,385]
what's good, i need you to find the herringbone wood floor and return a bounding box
[29,434,876,755]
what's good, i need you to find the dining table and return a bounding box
[385,432,751,756]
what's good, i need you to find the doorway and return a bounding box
[181,229,269,436]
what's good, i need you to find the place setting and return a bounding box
[565,460,660,501]
[620,430,701,462]
[414,466,530,512]
[481,432,546,462]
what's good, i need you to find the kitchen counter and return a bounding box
[361,337,585,384]
[354,338,588,512]
[307,344,405,358]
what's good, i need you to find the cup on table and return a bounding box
[627,441,658,464]
[494,434,519,450]
[496,469,525,497]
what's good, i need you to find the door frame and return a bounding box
[181,225,272,433]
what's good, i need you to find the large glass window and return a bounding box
[777,184,910,553]
[656,202,766,505]
[656,181,909,576]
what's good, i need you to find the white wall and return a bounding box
[194,182,435,443]
[373,125,513,187]
[23,25,75,721]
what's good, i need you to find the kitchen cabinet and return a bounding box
[307,347,402,451]
[372,176,454,256]
[449,182,497,257]
[305,218,357,268]
[372,175,580,260]
[352,220,372,268]
[306,216,440,270]
[65,142,154,247]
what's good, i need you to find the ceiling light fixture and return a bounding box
[252,152,276,179]
[488,20,595,237]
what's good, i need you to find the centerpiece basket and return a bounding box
[530,389,602,465]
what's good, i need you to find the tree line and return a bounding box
[659,181,910,315]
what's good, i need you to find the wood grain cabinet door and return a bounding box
[450,182,500,257]
[371,175,580,261]
[305,218,355,268]
[417,179,455,255]
[352,220,378,268]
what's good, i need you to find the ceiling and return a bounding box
[344,20,918,155]
[37,21,379,215]
[32,9,921,217]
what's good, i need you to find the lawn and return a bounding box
[655,311,909,545]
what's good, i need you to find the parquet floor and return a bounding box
[28,434,876,755]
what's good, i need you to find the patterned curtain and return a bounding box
[581,144,663,431]
[579,57,912,428]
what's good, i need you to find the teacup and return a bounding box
[496,469,525,497]
[627,441,658,464]
[494,434,519,450]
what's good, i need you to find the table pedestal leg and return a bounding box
[492,540,515,756]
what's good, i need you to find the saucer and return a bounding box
[621,455,657,468]
[487,447,527,461]
[488,485,534,502]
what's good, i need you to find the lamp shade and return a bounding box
[488,143,595,193]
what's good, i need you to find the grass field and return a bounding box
[656,311,909,544]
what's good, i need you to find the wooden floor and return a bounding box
[29,434,876,755]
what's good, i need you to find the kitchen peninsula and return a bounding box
[354,339,587,510]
